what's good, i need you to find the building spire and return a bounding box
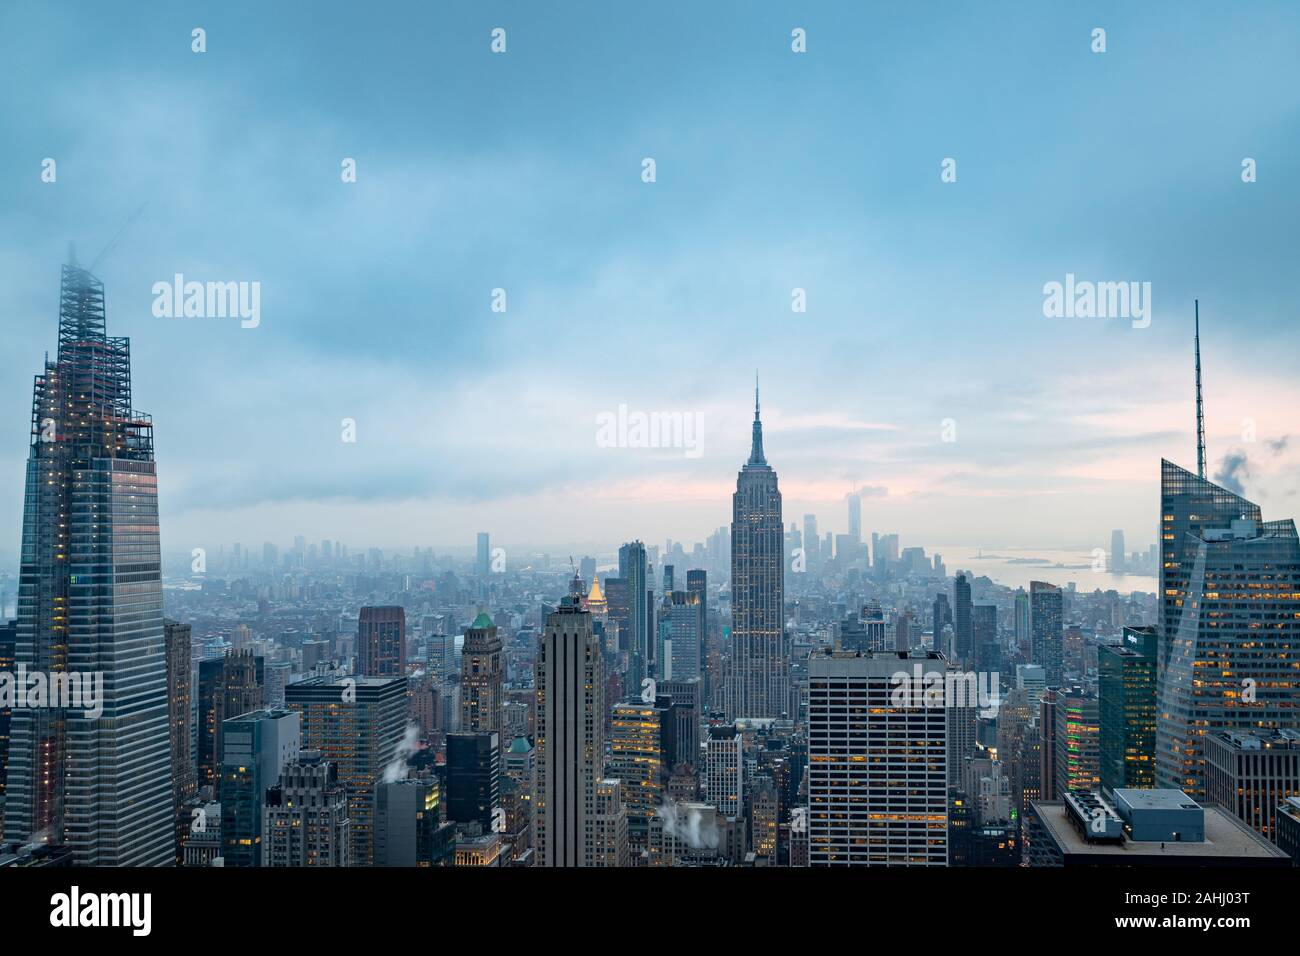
[1195,300,1206,479]
[749,373,766,465]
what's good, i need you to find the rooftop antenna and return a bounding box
[1195,300,1206,479]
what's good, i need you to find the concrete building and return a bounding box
[807,650,948,866]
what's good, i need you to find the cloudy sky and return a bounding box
[1,1,1297,562]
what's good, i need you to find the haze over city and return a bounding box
[2,2,1298,560]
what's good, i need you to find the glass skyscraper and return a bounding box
[1029,581,1064,687]
[3,258,173,865]
[1156,459,1300,798]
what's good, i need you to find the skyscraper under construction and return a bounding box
[2,255,173,865]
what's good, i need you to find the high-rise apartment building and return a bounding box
[3,259,173,865]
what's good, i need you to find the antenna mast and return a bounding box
[1195,300,1206,479]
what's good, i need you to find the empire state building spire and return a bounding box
[749,373,766,466]
[727,379,787,720]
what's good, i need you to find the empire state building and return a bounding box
[725,384,789,719]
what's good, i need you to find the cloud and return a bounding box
[1214,452,1251,496]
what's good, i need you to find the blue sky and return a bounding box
[1,1,1297,560]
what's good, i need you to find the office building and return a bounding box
[460,612,504,736]
[446,731,500,831]
[261,749,350,867]
[609,701,666,843]
[357,606,406,678]
[1204,729,1300,842]
[534,595,605,866]
[953,574,973,667]
[590,778,630,868]
[807,650,948,866]
[726,385,789,719]
[1029,581,1064,686]
[1026,788,1288,867]
[219,707,301,867]
[374,776,450,867]
[1054,688,1100,796]
[286,675,408,866]
[197,650,265,791]
[1156,460,1300,799]
[1098,626,1158,797]
[3,258,173,865]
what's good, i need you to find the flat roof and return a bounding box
[1031,802,1287,861]
[1114,789,1202,812]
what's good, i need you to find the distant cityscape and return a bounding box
[0,259,1296,871]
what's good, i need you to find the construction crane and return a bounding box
[88,202,148,273]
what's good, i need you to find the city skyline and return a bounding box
[1,4,1298,906]
[2,4,1298,557]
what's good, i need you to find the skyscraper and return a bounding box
[3,258,173,865]
[164,620,197,862]
[460,612,503,736]
[952,574,973,668]
[656,590,703,681]
[609,700,667,845]
[1098,626,1158,798]
[807,650,948,866]
[847,492,862,543]
[197,650,265,791]
[1156,460,1300,797]
[446,731,501,832]
[1110,529,1126,573]
[534,594,605,867]
[617,541,649,679]
[285,675,409,866]
[725,384,788,719]
[220,707,301,867]
[357,606,406,678]
[264,749,351,867]
[476,532,491,576]
[1029,581,1064,686]
[972,603,999,674]
[932,593,952,656]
